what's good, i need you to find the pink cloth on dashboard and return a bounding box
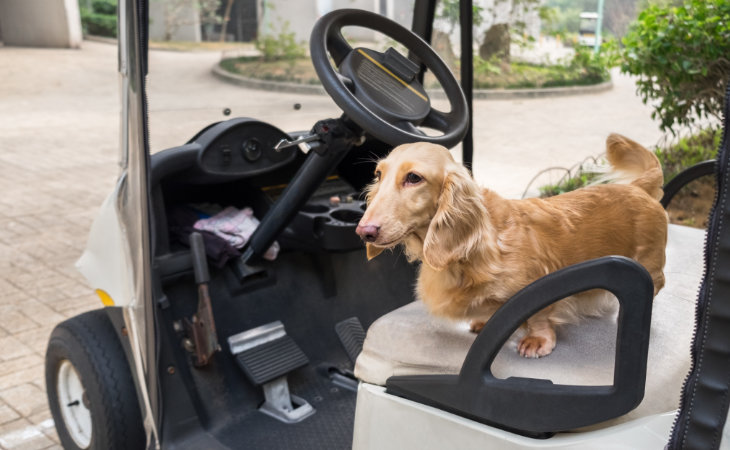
[193,207,279,261]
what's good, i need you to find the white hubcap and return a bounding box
[57,360,92,448]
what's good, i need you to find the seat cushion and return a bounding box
[355,224,705,425]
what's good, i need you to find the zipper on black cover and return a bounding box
[668,83,730,448]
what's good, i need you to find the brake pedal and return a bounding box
[335,317,365,364]
[228,321,314,424]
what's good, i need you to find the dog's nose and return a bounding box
[356,223,380,242]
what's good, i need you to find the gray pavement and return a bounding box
[0,40,665,449]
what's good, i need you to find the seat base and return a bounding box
[352,383,677,450]
[354,224,705,427]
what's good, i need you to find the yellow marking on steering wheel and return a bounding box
[357,49,428,102]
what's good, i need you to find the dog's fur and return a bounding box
[358,134,668,358]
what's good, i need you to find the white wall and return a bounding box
[0,0,82,48]
[473,0,542,39]
[260,0,415,45]
[149,0,202,42]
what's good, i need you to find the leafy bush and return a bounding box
[79,0,117,38]
[539,127,722,199]
[656,127,722,181]
[255,22,306,63]
[565,39,620,83]
[91,0,116,15]
[539,172,598,197]
[621,0,730,134]
[472,39,618,89]
[81,11,117,37]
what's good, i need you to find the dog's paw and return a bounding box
[469,320,486,333]
[517,335,556,358]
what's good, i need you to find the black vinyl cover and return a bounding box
[668,83,730,450]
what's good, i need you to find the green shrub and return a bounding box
[656,127,722,181]
[79,0,117,38]
[91,0,116,15]
[565,39,620,83]
[81,10,117,37]
[539,172,598,197]
[621,0,730,134]
[255,22,306,63]
[472,39,617,89]
[539,127,722,198]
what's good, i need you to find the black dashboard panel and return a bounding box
[196,118,297,176]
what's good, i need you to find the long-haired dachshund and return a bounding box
[356,135,668,358]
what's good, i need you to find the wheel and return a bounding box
[45,309,145,450]
[310,9,469,148]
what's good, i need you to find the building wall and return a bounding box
[149,0,202,42]
[433,0,543,53]
[473,0,542,39]
[144,0,416,44]
[0,0,82,48]
[260,0,415,44]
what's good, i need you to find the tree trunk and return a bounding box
[479,23,510,62]
[219,0,235,43]
[432,30,457,72]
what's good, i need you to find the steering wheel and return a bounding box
[310,9,469,148]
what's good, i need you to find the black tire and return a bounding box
[45,309,146,450]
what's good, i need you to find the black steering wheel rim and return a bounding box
[310,9,469,148]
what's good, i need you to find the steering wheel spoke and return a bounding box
[335,72,355,92]
[327,31,353,67]
[422,108,451,133]
[393,120,426,137]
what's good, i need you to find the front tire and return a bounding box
[45,309,145,450]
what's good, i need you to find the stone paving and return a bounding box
[0,40,665,449]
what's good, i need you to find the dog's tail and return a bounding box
[602,133,664,200]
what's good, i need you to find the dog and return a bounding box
[356,134,668,358]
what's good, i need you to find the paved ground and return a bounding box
[0,40,665,449]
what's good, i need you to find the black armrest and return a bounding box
[661,159,716,208]
[386,256,654,438]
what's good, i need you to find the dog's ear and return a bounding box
[423,167,486,271]
[366,243,384,260]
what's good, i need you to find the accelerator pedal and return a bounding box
[228,321,314,423]
[335,317,365,364]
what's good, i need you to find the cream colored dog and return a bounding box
[356,135,668,358]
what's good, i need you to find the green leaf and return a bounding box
[621,0,730,134]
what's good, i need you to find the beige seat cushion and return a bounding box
[355,224,704,425]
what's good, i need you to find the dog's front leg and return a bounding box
[518,307,557,358]
[467,301,502,333]
[469,319,487,333]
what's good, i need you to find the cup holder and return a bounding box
[313,216,330,238]
[301,204,329,214]
[291,198,367,251]
[331,209,363,223]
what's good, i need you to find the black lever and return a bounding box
[190,232,210,284]
[236,117,362,273]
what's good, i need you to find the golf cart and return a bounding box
[44,0,730,449]
[578,12,600,47]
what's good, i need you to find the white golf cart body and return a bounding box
[56,0,730,449]
[578,12,599,47]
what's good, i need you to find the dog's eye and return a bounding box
[374,170,381,182]
[404,172,423,185]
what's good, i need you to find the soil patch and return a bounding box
[666,175,715,229]
[220,57,321,85]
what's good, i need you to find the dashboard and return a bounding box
[196,118,298,177]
